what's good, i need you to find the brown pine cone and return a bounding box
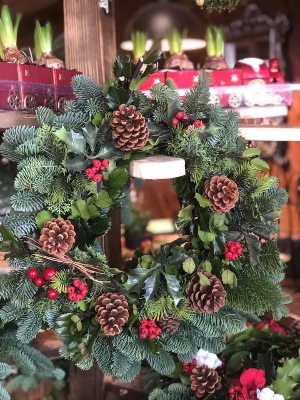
[110,104,149,151]
[190,364,222,398]
[186,272,226,314]
[93,292,129,336]
[158,315,180,335]
[203,175,239,213]
[287,320,300,340]
[38,218,76,256]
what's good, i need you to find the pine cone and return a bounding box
[203,175,239,213]
[287,320,300,340]
[158,316,180,335]
[93,292,129,336]
[190,365,222,398]
[186,272,226,314]
[38,218,76,256]
[110,104,149,151]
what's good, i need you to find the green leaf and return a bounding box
[178,205,194,220]
[245,234,261,266]
[221,269,237,287]
[36,210,53,229]
[226,351,250,375]
[163,272,184,306]
[167,252,189,266]
[106,87,129,109]
[242,148,261,157]
[65,154,87,172]
[113,54,133,78]
[251,157,269,170]
[82,124,99,152]
[54,127,86,154]
[199,273,211,286]
[195,193,211,208]
[70,199,92,220]
[102,78,115,97]
[224,231,243,242]
[202,260,212,272]
[89,216,112,236]
[124,267,157,295]
[92,140,123,159]
[92,113,103,127]
[182,257,196,274]
[198,230,216,243]
[144,272,160,301]
[109,168,129,189]
[95,191,112,209]
[0,225,15,241]
[129,76,149,90]
[143,49,162,64]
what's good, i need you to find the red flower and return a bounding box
[240,369,266,400]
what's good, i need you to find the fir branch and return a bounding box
[183,70,211,117]
[11,192,45,213]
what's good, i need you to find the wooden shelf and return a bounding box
[0,110,39,130]
[240,124,300,141]
[237,105,288,119]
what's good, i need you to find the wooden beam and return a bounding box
[63,0,116,84]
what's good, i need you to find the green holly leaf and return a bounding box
[245,234,261,266]
[113,54,133,79]
[242,148,261,157]
[92,113,103,127]
[195,193,211,208]
[124,267,157,295]
[182,257,196,274]
[138,254,156,269]
[178,205,194,220]
[163,272,184,306]
[143,49,162,64]
[89,216,112,236]
[92,140,123,159]
[106,87,130,109]
[226,351,250,375]
[224,231,243,242]
[36,210,53,229]
[198,230,216,243]
[221,269,237,287]
[54,127,86,154]
[144,272,160,301]
[242,222,270,240]
[65,154,87,172]
[202,260,212,272]
[109,168,129,189]
[82,124,99,152]
[95,191,112,209]
[199,273,211,286]
[167,252,189,266]
[70,199,92,220]
[129,76,149,91]
[251,157,269,170]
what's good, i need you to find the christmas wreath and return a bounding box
[0,50,291,399]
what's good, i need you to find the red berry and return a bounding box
[33,276,45,287]
[175,111,184,119]
[92,166,99,174]
[194,119,203,128]
[85,168,94,178]
[68,293,76,301]
[47,288,59,300]
[93,159,101,169]
[43,268,56,281]
[67,286,75,293]
[93,173,103,183]
[229,388,235,395]
[101,159,109,168]
[27,268,39,279]
[171,118,179,126]
[73,279,80,287]
[182,114,189,120]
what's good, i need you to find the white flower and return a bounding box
[257,388,285,400]
[195,349,222,370]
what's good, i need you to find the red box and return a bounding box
[53,68,82,112]
[139,72,165,94]
[164,70,199,96]
[0,62,20,110]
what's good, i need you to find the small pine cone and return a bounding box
[158,316,180,335]
[186,272,226,314]
[190,365,222,398]
[287,320,300,340]
[203,175,239,213]
[110,104,149,151]
[38,218,76,256]
[93,292,129,336]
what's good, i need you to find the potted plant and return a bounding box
[34,20,64,69]
[202,25,228,70]
[124,205,153,250]
[163,28,194,70]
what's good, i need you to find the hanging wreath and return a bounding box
[0,50,290,399]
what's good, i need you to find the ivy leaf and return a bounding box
[178,205,194,220]
[195,193,211,208]
[167,252,189,266]
[182,257,196,274]
[106,87,129,110]
[163,272,184,306]
[242,148,261,157]
[54,127,86,154]
[36,210,53,229]
[124,267,156,295]
[199,273,211,286]
[144,272,160,301]
[109,168,129,189]
[95,191,112,209]
[82,124,99,152]
[245,234,261,266]
[251,157,269,170]
[65,154,87,172]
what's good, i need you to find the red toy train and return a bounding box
[0,62,81,113]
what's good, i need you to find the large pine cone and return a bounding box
[203,175,239,213]
[38,218,76,256]
[93,292,129,336]
[186,272,226,314]
[190,365,222,398]
[287,320,300,340]
[110,104,149,151]
[158,315,180,335]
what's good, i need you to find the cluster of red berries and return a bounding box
[27,267,58,299]
[67,279,88,301]
[224,241,243,261]
[139,319,162,340]
[182,359,197,375]
[85,159,109,183]
[171,111,205,129]
[228,385,244,400]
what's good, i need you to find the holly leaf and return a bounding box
[226,351,250,375]
[199,273,211,286]
[129,76,149,91]
[182,257,196,274]
[167,252,189,266]
[82,124,99,152]
[54,127,86,154]
[245,234,261,266]
[163,272,184,306]
[221,269,237,288]
[224,231,243,242]
[242,148,261,157]
[124,267,157,295]
[251,157,269,170]
[65,154,87,172]
[143,49,162,65]
[70,199,92,220]
[195,193,211,208]
[178,205,194,220]
[95,191,112,209]
[89,216,112,236]
[36,210,53,229]
[242,222,270,240]
[109,168,129,189]
[91,140,123,159]
[144,272,160,301]
[202,260,212,272]
[198,230,216,243]
[113,54,133,78]
[106,87,129,109]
